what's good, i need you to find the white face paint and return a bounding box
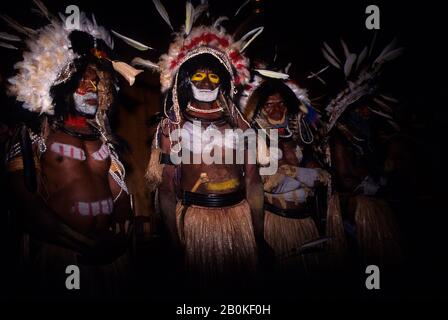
[73,92,98,116]
[191,83,220,102]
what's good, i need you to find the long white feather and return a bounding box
[374,47,404,65]
[0,15,37,36]
[380,94,399,103]
[285,62,292,74]
[0,41,18,49]
[322,48,341,69]
[0,31,21,42]
[255,69,289,79]
[213,16,228,30]
[373,97,393,113]
[374,38,398,65]
[369,107,393,120]
[344,53,356,77]
[152,0,173,30]
[32,0,53,22]
[111,30,152,51]
[356,46,368,71]
[235,0,250,16]
[323,42,341,64]
[131,57,161,71]
[185,1,194,35]
[238,26,264,52]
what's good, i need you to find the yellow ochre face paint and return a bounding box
[191,72,220,84]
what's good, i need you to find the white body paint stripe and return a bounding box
[72,198,113,216]
[92,144,110,161]
[50,142,86,161]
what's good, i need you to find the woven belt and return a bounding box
[182,190,245,208]
[264,201,311,219]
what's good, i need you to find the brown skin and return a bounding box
[158,67,266,249]
[8,65,132,262]
[261,93,321,211]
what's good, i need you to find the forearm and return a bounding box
[158,181,180,247]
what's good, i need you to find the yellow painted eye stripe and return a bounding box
[191,72,220,84]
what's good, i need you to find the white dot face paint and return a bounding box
[73,91,98,116]
[191,83,220,102]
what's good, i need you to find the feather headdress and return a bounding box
[137,1,264,94]
[3,1,146,115]
[321,37,403,133]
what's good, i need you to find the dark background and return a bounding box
[1,0,447,310]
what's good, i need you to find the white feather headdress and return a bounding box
[3,1,145,115]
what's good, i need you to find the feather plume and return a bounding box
[344,53,357,77]
[111,30,152,51]
[322,48,341,69]
[285,62,292,74]
[380,94,399,103]
[356,46,368,71]
[0,31,21,42]
[131,57,161,71]
[235,0,250,16]
[340,38,351,59]
[323,42,341,64]
[255,69,289,79]
[374,48,404,65]
[152,0,173,30]
[213,16,228,30]
[185,1,194,35]
[368,107,393,119]
[237,26,264,52]
[0,15,37,36]
[373,97,393,113]
[32,0,54,22]
[0,41,18,49]
[112,60,143,86]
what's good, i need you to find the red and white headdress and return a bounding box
[133,1,264,97]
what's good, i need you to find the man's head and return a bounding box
[72,64,100,117]
[254,79,300,126]
[261,92,287,125]
[190,67,221,102]
[176,53,231,109]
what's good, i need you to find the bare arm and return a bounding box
[158,133,181,248]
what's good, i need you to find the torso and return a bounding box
[265,138,314,211]
[41,129,113,234]
[178,118,244,195]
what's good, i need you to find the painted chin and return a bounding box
[266,111,287,125]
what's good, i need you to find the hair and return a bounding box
[174,53,231,111]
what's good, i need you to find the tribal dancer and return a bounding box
[2,1,144,295]
[240,69,330,272]
[143,1,268,287]
[319,38,403,265]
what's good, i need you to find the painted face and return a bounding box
[190,68,220,102]
[262,93,287,125]
[73,65,99,116]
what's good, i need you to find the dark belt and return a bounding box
[264,201,311,219]
[182,190,245,208]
